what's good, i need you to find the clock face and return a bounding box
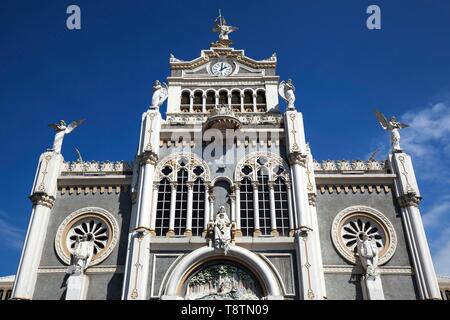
[211,62,233,76]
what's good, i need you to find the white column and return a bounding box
[202,93,206,113]
[286,182,295,236]
[389,152,441,299]
[228,93,232,108]
[235,182,242,236]
[252,182,261,236]
[168,182,177,237]
[290,158,310,228]
[252,93,257,112]
[185,182,193,236]
[268,181,278,236]
[189,94,194,113]
[215,93,219,107]
[13,151,62,300]
[149,183,158,235]
[240,93,244,112]
[203,188,209,234]
[138,162,155,228]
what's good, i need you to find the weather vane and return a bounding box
[211,10,238,48]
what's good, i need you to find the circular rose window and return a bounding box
[55,207,119,266]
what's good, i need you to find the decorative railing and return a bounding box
[61,161,133,175]
[165,112,283,126]
[313,159,387,172]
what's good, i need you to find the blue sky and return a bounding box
[1,0,449,277]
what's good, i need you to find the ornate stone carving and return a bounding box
[48,119,85,154]
[375,110,409,152]
[139,151,158,166]
[278,79,296,110]
[314,159,386,172]
[288,152,307,167]
[308,194,316,207]
[155,152,211,182]
[398,192,422,208]
[150,80,168,110]
[212,206,232,255]
[30,193,55,209]
[234,151,290,183]
[62,160,133,174]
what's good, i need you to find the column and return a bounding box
[203,188,209,236]
[202,93,206,113]
[235,182,242,237]
[228,93,232,108]
[13,151,63,300]
[189,94,194,113]
[252,181,261,236]
[286,181,295,236]
[390,152,441,299]
[208,184,214,221]
[167,182,177,237]
[215,93,219,107]
[252,92,257,112]
[149,183,159,235]
[268,181,278,236]
[184,182,194,236]
[240,93,244,112]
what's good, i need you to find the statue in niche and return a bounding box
[150,80,168,110]
[214,206,231,255]
[48,119,85,154]
[278,79,296,110]
[357,234,380,278]
[68,234,94,275]
[375,110,409,152]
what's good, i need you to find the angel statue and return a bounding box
[48,119,85,154]
[212,10,238,46]
[69,234,94,275]
[278,79,296,110]
[375,110,409,152]
[150,80,168,110]
[357,234,380,278]
[214,206,232,255]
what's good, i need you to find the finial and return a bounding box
[211,11,238,48]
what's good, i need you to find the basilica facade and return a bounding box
[11,16,441,300]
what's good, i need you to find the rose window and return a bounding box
[341,217,384,253]
[67,218,109,256]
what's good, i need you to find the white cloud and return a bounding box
[423,197,450,228]
[0,210,25,250]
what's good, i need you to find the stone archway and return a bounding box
[161,246,283,300]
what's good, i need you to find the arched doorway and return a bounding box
[184,261,262,300]
[161,246,283,300]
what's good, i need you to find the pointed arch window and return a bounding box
[240,177,254,236]
[192,178,205,236]
[274,178,289,236]
[174,168,188,235]
[155,178,171,236]
[257,169,271,235]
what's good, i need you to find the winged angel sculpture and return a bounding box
[375,110,409,151]
[150,80,168,110]
[48,119,85,154]
[278,79,296,110]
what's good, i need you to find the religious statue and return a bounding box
[150,80,168,110]
[278,79,296,110]
[68,234,94,275]
[375,110,409,152]
[212,10,238,47]
[214,206,232,255]
[357,234,380,278]
[48,119,85,154]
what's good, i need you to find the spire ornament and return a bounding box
[211,10,238,48]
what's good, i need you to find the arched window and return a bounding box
[181,91,190,112]
[257,169,271,235]
[206,91,215,112]
[192,178,205,236]
[155,178,171,236]
[0,289,3,300]
[240,178,254,236]
[243,90,253,112]
[231,90,241,112]
[5,290,12,300]
[274,178,289,236]
[175,169,188,235]
[193,91,203,112]
[219,90,228,105]
[256,90,267,112]
[446,290,450,300]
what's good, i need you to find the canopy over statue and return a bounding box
[375,110,409,152]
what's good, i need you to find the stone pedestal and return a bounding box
[361,274,384,300]
[66,274,89,300]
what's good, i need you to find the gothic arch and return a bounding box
[155,152,211,182]
[234,151,290,183]
[161,246,283,299]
